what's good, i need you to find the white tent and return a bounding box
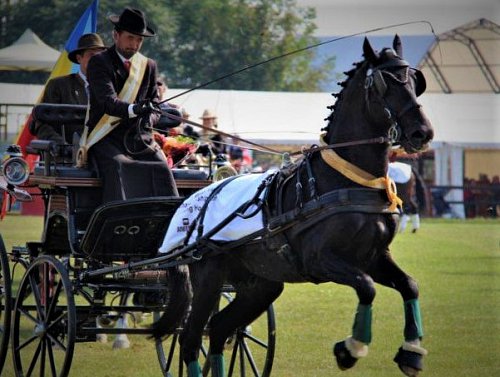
[0,29,60,71]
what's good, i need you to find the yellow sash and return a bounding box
[318,133,402,212]
[76,53,148,167]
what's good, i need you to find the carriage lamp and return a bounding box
[2,155,30,186]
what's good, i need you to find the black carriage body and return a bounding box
[24,103,209,259]
[80,196,181,261]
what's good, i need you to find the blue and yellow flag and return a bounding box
[50,0,99,78]
[16,0,99,157]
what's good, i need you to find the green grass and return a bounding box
[1,215,499,376]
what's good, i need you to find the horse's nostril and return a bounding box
[411,128,432,144]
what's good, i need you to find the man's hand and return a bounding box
[133,100,161,116]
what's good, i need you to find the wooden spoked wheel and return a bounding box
[0,234,12,374]
[12,255,76,377]
[155,291,276,377]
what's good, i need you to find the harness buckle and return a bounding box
[388,123,400,144]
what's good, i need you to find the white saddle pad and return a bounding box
[159,171,274,254]
[388,162,412,184]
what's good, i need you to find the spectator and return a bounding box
[198,109,226,157]
[228,135,252,173]
[155,77,182,134]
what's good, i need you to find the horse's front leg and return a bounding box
[370,251,427,377]
[313,256,376,370]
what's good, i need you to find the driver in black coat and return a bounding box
[85,7,178,203]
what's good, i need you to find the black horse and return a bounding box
[153,35,434,377]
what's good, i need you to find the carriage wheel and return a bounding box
[0,234,12,374]
[155,291,276,377]
[12,255,76,377]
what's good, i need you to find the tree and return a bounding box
[158,0,334,91]
[0,0,334,91]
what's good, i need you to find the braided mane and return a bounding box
[322,59,367,137]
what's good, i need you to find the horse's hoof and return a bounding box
[113,337,131,349]
[96,334,108,343]
[333,341,358,370]
[394,347,423,376]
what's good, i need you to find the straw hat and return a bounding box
[181,108,191,118]
[200,109,217,119]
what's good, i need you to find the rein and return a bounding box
[161,111,282,154]
[161,109,391,157]
[289,136,389,156]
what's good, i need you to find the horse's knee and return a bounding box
[400,276,419,301]
[355,274,376,305]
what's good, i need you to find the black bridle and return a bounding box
[364,57,426,146]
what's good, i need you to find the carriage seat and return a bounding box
[30,103,87,134]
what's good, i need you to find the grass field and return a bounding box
[1,215,499,377]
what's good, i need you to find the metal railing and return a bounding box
[429,184,500,218]
[0,103,34,141]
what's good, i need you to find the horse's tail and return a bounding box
[151,264,192,339]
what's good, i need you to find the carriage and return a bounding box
[2,35,434,377]
[0,103,276,377]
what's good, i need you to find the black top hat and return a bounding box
[68,33,106,63]
[109,7,155,37]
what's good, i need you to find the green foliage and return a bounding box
[0,0,334,91]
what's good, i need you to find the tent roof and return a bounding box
[0,28,60,72]
[165,89,499,149]
[418,18,500,93]
[0,82,497,149]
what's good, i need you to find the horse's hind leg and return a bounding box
[370,252,427,376]
[208,272,284,377]
[180,259,226,377]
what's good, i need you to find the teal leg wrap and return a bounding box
[404,299,424,340]
[187,361,202,377]
[210,354,225,377]
[352,304,372,344]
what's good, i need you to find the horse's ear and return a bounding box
[393,34,403,57]
[363,37,378,63]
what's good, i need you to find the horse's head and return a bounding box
[361,35,433,153]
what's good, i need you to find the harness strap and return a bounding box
[185,175,240,245]
[267,187,395,232]
[304,153,318,199]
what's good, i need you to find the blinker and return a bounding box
[413,69,426,97]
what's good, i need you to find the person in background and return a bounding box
[85,7,178,203]
[198,109,226,157]
[228,135,252,173]
[155,77,182,134]
[33,33,106,144]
